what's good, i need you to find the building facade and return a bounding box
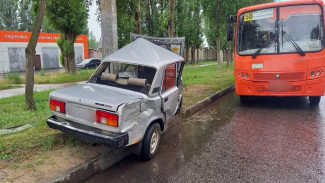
[0,30,88,73]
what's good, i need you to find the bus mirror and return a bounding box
[227,24,234,41]
[227,15,236,41]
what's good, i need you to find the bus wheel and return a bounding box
[309,96,321,105]
[240,95,249,103]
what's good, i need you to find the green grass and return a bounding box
[0,83,22,90]
[0,69,94,86]
[184,61,217,67]
[182,62,234,107]
[0,90,84,161]
[33,69,94,84]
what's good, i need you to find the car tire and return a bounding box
[240,95,249,103]
[309,96,321,105]
[141,123,161,161]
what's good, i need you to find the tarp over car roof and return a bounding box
[102,38,184,68]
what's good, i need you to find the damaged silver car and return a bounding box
[47,34,185,160]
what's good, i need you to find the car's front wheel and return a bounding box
[141,123,161,161]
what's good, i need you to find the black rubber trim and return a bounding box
[47,116,128,148]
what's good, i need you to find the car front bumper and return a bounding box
[47,116,129,148]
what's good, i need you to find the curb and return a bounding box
[45,84,235,183]
[182,84,235,118]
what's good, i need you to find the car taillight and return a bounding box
[96,110,118,127]
[49,99,66,114]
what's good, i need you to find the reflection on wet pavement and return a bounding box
[87,92,325,183]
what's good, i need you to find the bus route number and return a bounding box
[244,12,253,21]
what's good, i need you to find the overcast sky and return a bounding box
[88,3,101,41]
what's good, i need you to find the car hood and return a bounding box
[49,83,146,112]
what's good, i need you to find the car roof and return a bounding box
[102,38,184,69]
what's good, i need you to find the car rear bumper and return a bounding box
[47,116,129,148]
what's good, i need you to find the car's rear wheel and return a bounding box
[309,96,321,105]
[141,123,161,161]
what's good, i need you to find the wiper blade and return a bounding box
[282,31,305,56]
[252,39,272,58]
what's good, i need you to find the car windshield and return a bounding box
[89,62,157,95]
[80,59,91,65]
[237,4,324,56]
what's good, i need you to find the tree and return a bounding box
[101,0,118,72]
[25,0,47,110]
[143,0,169,37]
[116,0,136,48]
[18,1,35,32]
[168,0,174,37]
[88,31,99,49]
[46,0,88,74]
[135,0,141,34]
[202,0,272,68]
[0,0,19,30]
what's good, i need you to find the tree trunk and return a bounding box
[191,47,195,64]
[226,49,230,67]
[101,0,118,72]
[135,0,141,34]
[196,48,199,64]
[216,36,221,70]
[216,0,221,70]
[168,0,174,37]
[25,0,47,110]
[67,33,76,74]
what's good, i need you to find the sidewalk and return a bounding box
[0,82,85,99]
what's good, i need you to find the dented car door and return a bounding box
[161,63,179,122]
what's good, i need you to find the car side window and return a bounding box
[162,64,176,93]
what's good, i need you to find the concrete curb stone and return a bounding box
[45,84,235,183]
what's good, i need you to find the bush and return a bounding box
[7,73,22,84]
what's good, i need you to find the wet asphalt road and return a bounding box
[86,91,325,183]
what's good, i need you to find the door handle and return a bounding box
[164,97,169,102]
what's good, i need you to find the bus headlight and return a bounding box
[311,72,315,77]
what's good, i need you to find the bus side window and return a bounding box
[162,64,176,92]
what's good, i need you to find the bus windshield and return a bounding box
[237,4,324,56]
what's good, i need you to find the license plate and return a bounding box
[252,64,263,69]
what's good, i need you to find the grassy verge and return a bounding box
[0,84,22,90]
[0,61,234,163]
[0,91,85,162]
[0,69,94,87]
[182,62,234,107]
[184,61,217,67]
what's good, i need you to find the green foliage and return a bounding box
[59,53,64,66]
[0,0,19,30]
[88,31,99,49]
[63,40,74,56]
[7,73,21,84]
[202,0,273,49]
[18,0,35,32]
[46,0,88,37]
[142,0,169,37]
[39,69,45,76]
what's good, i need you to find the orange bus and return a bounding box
[227,0,325,105]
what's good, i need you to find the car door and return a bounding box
[161,63,179,122]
